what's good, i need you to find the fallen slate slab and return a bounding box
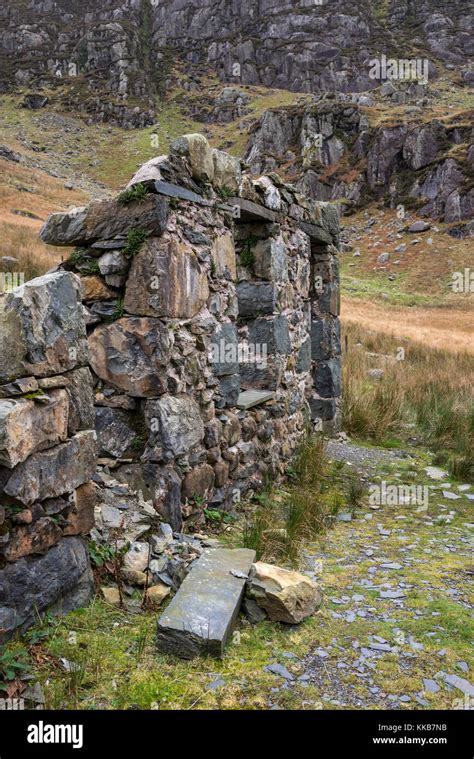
[156,547,255,658]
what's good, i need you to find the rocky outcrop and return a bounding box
[0,2,471,125]
[245,103,474,224]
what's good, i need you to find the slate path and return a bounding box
[264,444,474,710]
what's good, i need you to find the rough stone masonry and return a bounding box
[0,271,97,642]
[0,133,340,639]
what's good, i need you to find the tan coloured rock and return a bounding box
[101,586,121,606]
[145,583,171,610]
[4,517,63,562]
[62,480,96,536]
[0,389,69,468]
[211,233,237,280]
[212,149,241,194]
[88,317,171,397]
[171,134,214,183]
[80,276,116,302]
[182,463,215,499]
[121,568,148,586]
[246,561,322,624]
[124,237,209,319]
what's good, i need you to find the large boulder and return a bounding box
[0,389,69,468]
[0,537,93,643]
[1,430,97,505]
[170,134,214,183]
[212,149,241,194]
[88,317,171,398]
[246,561,322,624]
[0,271,88,383]
[124,238,209,319]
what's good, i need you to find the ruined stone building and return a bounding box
[0,135,341,640]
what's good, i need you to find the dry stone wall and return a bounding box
[0,135,340,639]
[40,134,341,534]
[0,271,97,642]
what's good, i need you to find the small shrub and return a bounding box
[117,183,149,206]
[123,228,148,258]
[240,240,255,269]
[0,648,31,692]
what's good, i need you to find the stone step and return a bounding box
[156,547,255,659]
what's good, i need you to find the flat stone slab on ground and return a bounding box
[156,547,255,659]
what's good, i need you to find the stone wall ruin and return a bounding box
[0,134,341,640]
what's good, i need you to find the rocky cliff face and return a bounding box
[1,1,472,105]
[245,101,474,226]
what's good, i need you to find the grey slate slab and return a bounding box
[237,390,275,410]
[156,547,255,659]
[228,197,279,223]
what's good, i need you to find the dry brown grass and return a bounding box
[0,158,88,280]
[342,299,474,355]
[342,321,474,480]
[0,221,64,280]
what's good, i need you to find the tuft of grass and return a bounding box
[117,183,149,206]
[243,436,338,566]
[108,297,125,322]
[123,228,148,258]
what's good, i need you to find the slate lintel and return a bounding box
[227,197,279,223]
[236,390,276,410]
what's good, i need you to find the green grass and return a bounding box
[7,450,472,711]
[117,183,149,205]
[123,228,148,258]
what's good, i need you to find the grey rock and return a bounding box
[0,271,88,383]
[248,315,291,355]
[146,395,204,457]
[0,537,93,643]
[407,220,431,233]
[40,195,168,246]
[156,547,255,658]
[423,678,440,693]
[243,597,267,624]
[64,367,95,435]
[209,323,239,376]
[443,674,474,696]
[95,407,137,458]
[313,359,341,398]
[237,282,277,317]
[2,430,97,505]
[265,663,294,680]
